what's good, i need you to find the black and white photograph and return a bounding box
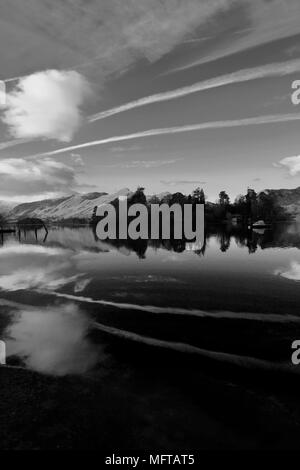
[0,0,300,455]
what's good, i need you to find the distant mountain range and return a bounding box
[0,201,18,215]
[264,187,300,220]
[7,189,131,221]
[2,187,300,221]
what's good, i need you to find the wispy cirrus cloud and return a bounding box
[0,0,234,83]
[89,58,300,122]
[30,113,300,158]
[0,138,34,151]
[2,1,300,83]
[165,0,300,74]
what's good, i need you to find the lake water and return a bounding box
[1,223,300,373]
[1,223,300,448]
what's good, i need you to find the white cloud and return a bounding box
[277,155,300,176]
[1,70,90,142]
[0,157,85,198]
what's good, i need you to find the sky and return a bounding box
[0,0,300,202]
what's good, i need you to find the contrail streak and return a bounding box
[88,59,300,122]
[0,138,34,151]
[30,113,300,158]
[1,58,298,155]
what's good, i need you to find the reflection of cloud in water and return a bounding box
[0,267,80,291]
[0,244,66,257]
[0,242,87,292]
[5,303,101,376]
[275,261,300,281]
[74,278,91,293]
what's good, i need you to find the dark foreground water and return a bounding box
[0,223,300,449]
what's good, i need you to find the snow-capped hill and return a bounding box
[9,189,132,221]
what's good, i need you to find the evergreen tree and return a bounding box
[192,187,205,204]
[219,191,230,205]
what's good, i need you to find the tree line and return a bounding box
[91,186,291,225]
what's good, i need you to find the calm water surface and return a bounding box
[0,223,299,376]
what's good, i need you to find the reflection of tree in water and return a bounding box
[93,230,188,258]
[204,223,300,255]
[18,227,48,244]
[17,218,48,244]
[104,236,148,259]
[217,231,231,252]
[130,239,148,259]
[195,237,207,257]
[162,239,186,253]
[259,223,300,250]
[92,219,208,258]
[92,222,299,259]
[246,236,258,254]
